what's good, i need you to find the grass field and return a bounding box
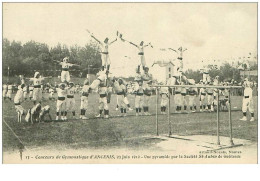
[2,93,258,154]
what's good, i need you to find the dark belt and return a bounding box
[82,92,89,97]
[175,92,181,94]
[34,85,41,88]
[62,68,69,71]
[189,94,195,96]
[8,89,12,90]
[144,93,151,96]
[58,97,65,101]
[136,93,143,96]
[138,52,144,55]
[14,103,20,105]
[67,95,74,98]
[204,72,209,74]
[208,93,213,95]
[244,96,249,99]
[201,93,206,95]
[100,94,107,98]
[225,96,229,98]
[181,93,186,96]
[117,92,124,95]
[102,52,109,54]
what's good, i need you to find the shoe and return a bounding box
[72,116,76,120]
[95,114,101,118]
[192,110,196,113]
[61,116,64,120]
[136,113,139,116]
[124,114,127,117]
[200,109,203,112]
[146,112,151,116]
[64,116,67,121]
[250,117,255,122]
[128,108,133,111]
[240,116,247,121]
[81,116,88,120]
[104,115,109,119]
[115,108,119,111]
[56,116,59,120]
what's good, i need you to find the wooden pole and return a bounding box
[228,90,234,145]
[168,89,172,136]
[7,66,10,83]
[216,90,220,145]
[155,88,159,136]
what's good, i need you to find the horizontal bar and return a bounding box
[151,85,243,89]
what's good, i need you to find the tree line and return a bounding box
[184,61,258,83]
[2,38,257,83]
[2,38,102,78]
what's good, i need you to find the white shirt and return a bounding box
[101,43,109,53]
[3,84,7,91]
[82,85,90,96]
[14,89,24,104]
[160,87,168,94]
[57,88,67,98]
[7,85,13,90]
[200,88,206,94]
[61,62,72,69]
[23,86,27,92]
[30,78,44,86]
[66,87,76,96]
[138,46,144,53]
[244,87,253,98]
[97,71,107,82]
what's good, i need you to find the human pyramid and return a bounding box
[10,30,255,123]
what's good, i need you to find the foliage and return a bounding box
[2,38,101,77]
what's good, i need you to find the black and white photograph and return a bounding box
[1,2,258,164]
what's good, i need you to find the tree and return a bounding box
[184,69,201,83]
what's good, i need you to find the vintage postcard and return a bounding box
[2,2,258,164]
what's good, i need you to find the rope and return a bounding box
[3,119,28,151]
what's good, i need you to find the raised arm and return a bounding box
[53,60,62,65]
[86,29,102,45]
[121,37,138,47]
[109,38,117,45]
[90,34,102,45]
[129,41,138,47]
[144,43,153,48]
[67,63,80,67]
[168,48,177,53]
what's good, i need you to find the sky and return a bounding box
[3,3,257,77]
